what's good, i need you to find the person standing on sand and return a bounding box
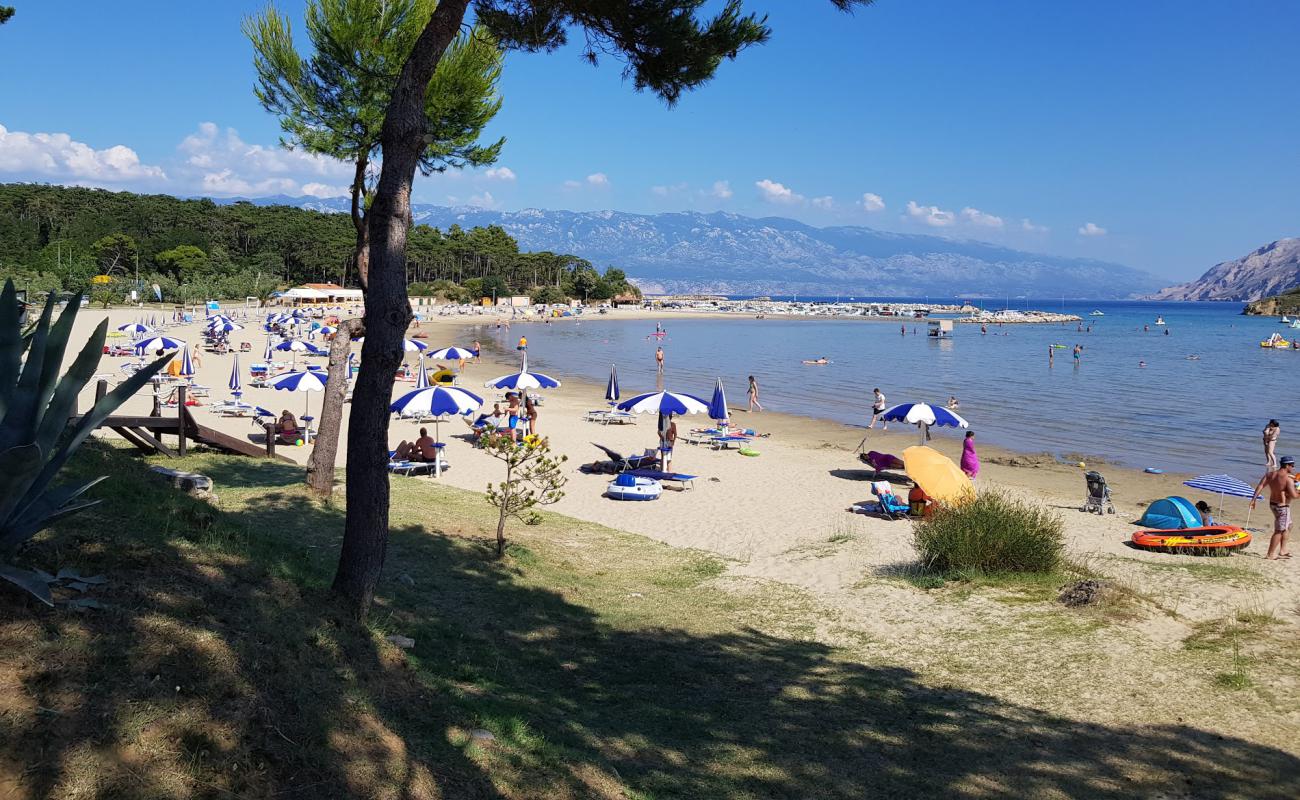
[960,431,980,479]
[1264,420,1281,470]
[1251,455,1298,560]
[869,387,888,430]
[747,375,763,412]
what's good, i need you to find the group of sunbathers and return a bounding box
[394,428,441,463]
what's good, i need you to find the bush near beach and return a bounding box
[913,490,1065,575]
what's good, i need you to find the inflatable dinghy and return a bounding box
[1131,526,1251,555]
[606,473,662,501]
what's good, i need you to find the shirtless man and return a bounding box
[1251,455,1298,560]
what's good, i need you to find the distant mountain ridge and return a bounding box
[233,195,1161,298]
[1152,238,1300,301]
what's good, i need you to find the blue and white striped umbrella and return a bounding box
[414,354,429,389]
[318,325,338,335]
[134,336,185,354]
[263,338,275,361]
[206,313,232,323]
[178,345,195,378]
[605,364,620,403]
[708,377,729,421]
[117,322,153,335]
[881,402,969,428]
[1183,474,1258,499]
[264,369,328,435]
[228,354,242,394]
[426,345,475,360]
[390,385,483,417]
[484,371,561,391]
[617,390,709,416]
[208,321,244,334]
[403,338,428,353]
[275,340,324,355]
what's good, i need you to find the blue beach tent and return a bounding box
[1137,496,1202,530]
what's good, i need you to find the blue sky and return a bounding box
[1,0,1297,280]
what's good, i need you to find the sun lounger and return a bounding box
[709,435,750,451]
[628,468,696,490]
[584,409,637,425]
[852,481,911,520]
[387,448,449,477]
[585,443,660,474]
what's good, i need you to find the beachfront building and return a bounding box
[278,283,363,306]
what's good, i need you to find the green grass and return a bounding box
[913,489,1064,574]
[3,441,1300,798]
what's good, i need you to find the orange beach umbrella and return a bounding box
[902,446,975,505]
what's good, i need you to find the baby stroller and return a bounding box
[1081,470,1115,515]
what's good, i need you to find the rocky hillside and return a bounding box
[1244,288,1300,317]
[1152,238,1300,301]
[264,197,1160,299]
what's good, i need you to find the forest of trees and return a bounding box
[0,183,639,304]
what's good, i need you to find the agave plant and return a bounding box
[0,281,171,605]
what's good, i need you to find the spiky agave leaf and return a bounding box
[0,563,54,606]
[34,318,110,459]
[4,477,107,548]
[0,281,21,418]
[0,444,43,547]
[0,291,56,452]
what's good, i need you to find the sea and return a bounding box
[463,299,1296,478]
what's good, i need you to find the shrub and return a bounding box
[912,489,1064,574]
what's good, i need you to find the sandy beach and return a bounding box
[71,304,1299,630]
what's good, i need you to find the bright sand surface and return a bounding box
[67,304,1300,739]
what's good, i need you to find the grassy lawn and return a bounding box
[2,442,1299,799]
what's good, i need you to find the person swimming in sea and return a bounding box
[803,357,829,365]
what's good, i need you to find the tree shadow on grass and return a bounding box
[3,443,1299,799]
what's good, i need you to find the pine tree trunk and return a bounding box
[306,317,363,496]
[330,0,471,617]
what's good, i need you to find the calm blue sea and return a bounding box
[467,300,1297,477]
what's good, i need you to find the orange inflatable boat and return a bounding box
[1131,526,1251,555]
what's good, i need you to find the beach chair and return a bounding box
[586,443,660,474]
[628,468,697,490]
[852,481,911,520]
[1081,470,1116,515]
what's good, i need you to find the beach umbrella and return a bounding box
[390,385,483,475]
[228,353,242,397]
[881,402,968,444]
[484,370,561,391]
[264,369,328,443]
[605,364,620,403]
[708,377,729,422]
[117,322,153,335]
[1183,474,1262,526]
[318,325,338,336]
[208,321,244,334]
[414,354,429,389]
[263,338,275,361]
[903,445,975,506]
[425,345,475,360]
[206,313,231,322]
[616,390,709,416]
[275,338,324,368]
[177,345,195,378]
[134,336,185,354]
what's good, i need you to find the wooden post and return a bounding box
[150,378,161,417]
[94,379,107,405]
[264,423,277,458]
[176,385,187,456]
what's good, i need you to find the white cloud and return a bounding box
[467,190,500,209]
[0,123,167,184]
[586,172,609,187]
[905,200,956,227]
[860,192,885,212]
[484,166,516,181]
[710,180,733,199]
[811,195,834,210]
[1078,222,1107,237]
[755,178,803,205]
[302,182,349,198]
[563,179,581,189]
[1020,218,1048,234]
[651,182,688,197]
[960,206,1004,228]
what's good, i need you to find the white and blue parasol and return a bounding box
[708,377,729,422]
[390,385,482,418]
[117,322,153,335]
[264,369,328,439]
[414,354,430,389]
[1183,473,1262,525]
[275,338,324,367]
[881,402,968,428]
[134,336,185,354]
[484,370,561,391]
[617,390,709,416]
[228,353,242,397]
[426,345,475,360]
[177,345,195,378]
[208,320,244,334]
[605,364,620,403]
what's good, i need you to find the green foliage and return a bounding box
[0,7,12,25]
[0,185,625,302]
[481,433,567,557]
[913,489,1064,575]
[530,285,567,305]
[90,233,137,276]
[0,280,171,604]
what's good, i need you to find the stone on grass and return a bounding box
[385,634,415,649]
[1058,579,1107,608]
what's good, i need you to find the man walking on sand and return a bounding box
[1251,455,1298,560]
[869,388,888,430]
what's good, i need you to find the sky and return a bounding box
[1,0,1298,280]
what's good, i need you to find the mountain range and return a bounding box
[1151,238,1300,302]
[240,195,1162,298]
